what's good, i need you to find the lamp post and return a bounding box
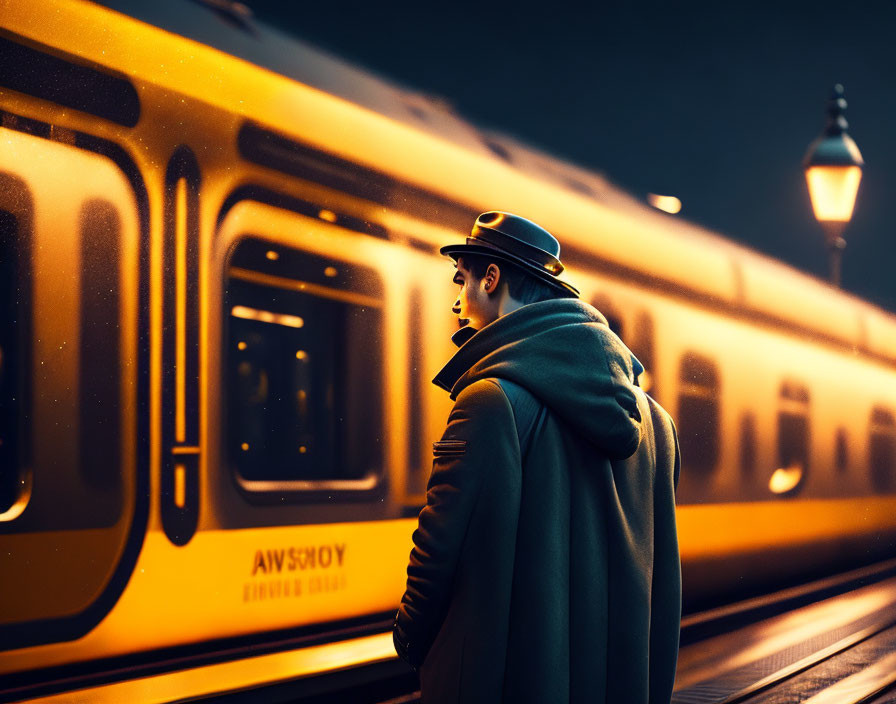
[803,84,864,288]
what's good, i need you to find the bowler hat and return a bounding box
[440,211,580,297]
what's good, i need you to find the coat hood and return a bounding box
[432,298,644,459]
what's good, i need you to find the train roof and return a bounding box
[91,0,493,154]
[57,1,896,363]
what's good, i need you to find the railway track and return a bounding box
[356,557,896,704]
[674,557,896,704]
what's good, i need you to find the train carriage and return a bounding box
[3,0,896,700]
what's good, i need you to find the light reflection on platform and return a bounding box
[674,571,896,702]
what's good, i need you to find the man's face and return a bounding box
[451,256,500,331]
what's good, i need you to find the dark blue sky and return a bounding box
[243,2,895,312]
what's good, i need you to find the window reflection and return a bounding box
[773,380,810,497]
[677,352,720,478]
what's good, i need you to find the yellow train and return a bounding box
[2,0,896,700]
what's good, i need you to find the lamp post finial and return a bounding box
[825,84,848,136]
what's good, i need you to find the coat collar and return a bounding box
[432,299,608,398]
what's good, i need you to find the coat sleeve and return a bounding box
[393,378,518,671]
[647,398,682,704]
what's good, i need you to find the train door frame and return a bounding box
[0,120,150,650]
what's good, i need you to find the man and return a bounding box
[394,211,681,704]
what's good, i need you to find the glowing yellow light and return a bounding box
[265,250,279,261]
[324,266,338,277]
[175,178,187,444]
[230,267,382,309]
[299,446,307,454]
[241,442,250,451]
[231,305,304,328]
[318,209,337,223]
[769,465,803,494]
[279,314,304,328]
[296,350,307,360]
[238,341,247,351]
[647,194,682,214]
[805,165,862,221]
[174,464,186,508]
[0,468,31,523]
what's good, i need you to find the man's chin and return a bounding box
[458,318,471,329]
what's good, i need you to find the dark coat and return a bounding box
[394,298,681,704]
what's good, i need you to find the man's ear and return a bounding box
[484,263,501,294]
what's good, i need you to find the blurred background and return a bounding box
[243,0,895,310]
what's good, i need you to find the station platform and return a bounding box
[674,560,896,703]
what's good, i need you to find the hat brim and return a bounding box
[440,243,580,297]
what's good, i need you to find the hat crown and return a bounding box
[474,211,561,259]
[438,210,580,297]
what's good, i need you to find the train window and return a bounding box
[677,352,720,476]
[483,138,512,161]
[225,238,384,491]
[405,103,429,122]
[869,407,896,492]
[630,311,656,397]
[0,36,141,128]
[563,176,594,197]
[739,412,757,479]
[0,209,29,518]
[771,381,810,496]
[591,294,624,340]
[836,427,849,474]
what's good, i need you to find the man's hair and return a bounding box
[459,254,576,305]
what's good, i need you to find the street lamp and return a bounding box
[803,84,864,288]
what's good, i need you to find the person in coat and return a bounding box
[393,211,682,704]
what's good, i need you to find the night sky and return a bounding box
[242,2,895,312]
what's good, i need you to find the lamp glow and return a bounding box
[769,465,803,494]
[805,165,862,222]
[231,305,304,328]
[647,194,682,214]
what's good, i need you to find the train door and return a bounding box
[869,406,896,492]
[0,127,143,649]
[590,293,624,340]
[402,262,457,510]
